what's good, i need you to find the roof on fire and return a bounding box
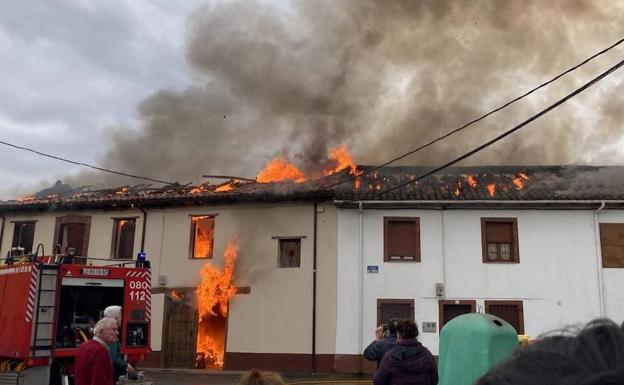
[2,165,624,212]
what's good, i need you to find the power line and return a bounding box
[379,56,624,196]
[330,36,624,189]
[0,139,177,185]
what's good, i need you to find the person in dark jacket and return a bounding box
[373,319,438,385]
[364,318,399,368]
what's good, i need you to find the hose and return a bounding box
[78,329,89,343]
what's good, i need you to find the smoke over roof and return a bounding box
[70,0,624,189]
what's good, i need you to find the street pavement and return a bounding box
[139,368,372,385]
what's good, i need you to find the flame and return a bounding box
[196,241,238,368]
[16,195,36,202]
[453,181,462,197]
[325,145,358,176]
[354,177,362,190]
[191,186,207,194]
[512,172,530,190]
[467,175,477,189]
[192,216,215,259]
[47,194,59,200]
[256,158,307,183]
[487,183,496,197]
[115,187,129,196]
[215,182,235,192]
[170,290,184,302]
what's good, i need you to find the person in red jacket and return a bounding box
[74,317,118,385]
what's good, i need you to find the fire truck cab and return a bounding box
[0,249,151,385]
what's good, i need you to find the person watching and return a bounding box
[74,317,117,385]
[103,305,135,381]
[364,318,399,369]
[373,319,438,385]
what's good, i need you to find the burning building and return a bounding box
[1,164,624,373]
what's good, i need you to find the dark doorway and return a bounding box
[439,300,477,330]
[163,297,198,368]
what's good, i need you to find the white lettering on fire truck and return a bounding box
[0,266,32,275]
[128,280,149,301]
[81,268,109,276]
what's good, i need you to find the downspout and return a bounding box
[440,209,446,300]
[138,206,147,253]
[0,215,5,257]
[312,202,318,373]
[593,201,606,318]
[358,201,364,372]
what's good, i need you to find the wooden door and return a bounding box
[163,299,198,368]
[485,301,524,334]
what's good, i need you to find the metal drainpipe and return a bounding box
[0,215,5,257]
[138,206,147,253]
[312,202,318,373]
[358,201,364,372]
[594,201,606,317]
[440,209,446,300]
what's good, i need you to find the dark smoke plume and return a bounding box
[71,0,624,188]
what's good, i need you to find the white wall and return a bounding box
[336,208,624,356]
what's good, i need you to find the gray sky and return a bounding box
[1,0,624,199]
[0,0,198,198]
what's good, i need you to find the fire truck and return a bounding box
[0,246,151,385]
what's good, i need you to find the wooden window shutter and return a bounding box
[384,217,420,262]
[485,222,513,243]
[599,223,624,268]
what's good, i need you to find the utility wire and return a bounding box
[379,56,624,196]
[329,36,624,189]
[0,139,177,185]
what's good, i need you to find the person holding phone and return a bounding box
[363,318,399,369]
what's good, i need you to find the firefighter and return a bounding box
[103,306,135,381]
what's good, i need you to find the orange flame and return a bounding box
[191,186,207,194]
[16,195,36,202]
[256,158,307,183]
[512,172,529,190]
[196,241,238,368]
[354,177,362,190]
[215,182,235,193]
[170,290,184,302]
[487,183,496,197]
[326,145,358,176]
[467,175,477,189]
[115,187,129,196]
[192,216,215,259]
[453,181,462,197]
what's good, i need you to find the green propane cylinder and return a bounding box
[438,313,519,385]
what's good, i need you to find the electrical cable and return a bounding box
[328,36,624,189]
[379,56,624,196]
[0,139,176,185]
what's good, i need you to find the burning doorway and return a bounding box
[195,241,238,369]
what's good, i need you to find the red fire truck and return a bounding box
[0,249,151,385]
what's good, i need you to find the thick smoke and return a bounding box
[73,0,624,188]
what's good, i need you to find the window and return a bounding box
[190,216,215,259]
[599,223,624,268]
[439,300,476,328]
[111,218,136,259]
[485,300,524,334]
[481,218,519,263]
[11,221,36,254]
[384,217,420,262]
[377,299,414,325]
[55,215,91,256]
[278,239,301,268]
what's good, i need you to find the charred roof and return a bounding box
[2,165,624,212]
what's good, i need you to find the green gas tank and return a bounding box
[438,313,519,385]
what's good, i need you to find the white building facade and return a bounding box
[334,202,624,372]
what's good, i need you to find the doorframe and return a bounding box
[438,299,477,329]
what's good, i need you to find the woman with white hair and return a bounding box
[103,306,135,381]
